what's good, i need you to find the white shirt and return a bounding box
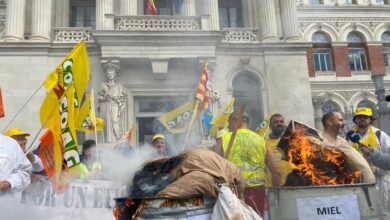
[0,134,31,193]
[361,126,390,154]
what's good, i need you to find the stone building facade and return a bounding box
[0,0,388,145]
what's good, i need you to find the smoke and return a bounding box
[0,144,163,220]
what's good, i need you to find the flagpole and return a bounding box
[25,83,73,155]
[2,82,44,133]
[182,100,199,151]
[91,89,100,162]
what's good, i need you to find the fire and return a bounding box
[286,129,361,186]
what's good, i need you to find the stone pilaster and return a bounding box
[54,0,69,27]
[96,0,114,30]
[313,96,326,131]
[31,0,52,41]
[280,0,301,40]
[120,0,137,15]
[181,0,196,16]
[259,0,278,41]
[203,0,219,30]
[3,0,26,41]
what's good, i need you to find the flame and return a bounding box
[287,129,361,185]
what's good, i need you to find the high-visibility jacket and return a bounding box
[352,126,381,153]
[265,135,292,186]
[80,162,102,179]
[222,129,266,187]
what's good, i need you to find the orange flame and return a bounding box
[287,129,361,185]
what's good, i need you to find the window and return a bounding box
[70,0,96,28]
[321,100,341,115]
[382,32,390,43]
[309,0,323,4]
[313,48,333,71]
[144,0,175,15]
[312,32,333,72]
[218,0,243,29]
[384,48,390,71]
[347,32,368,71]
[376,0,385,4]
[345,0,357,4]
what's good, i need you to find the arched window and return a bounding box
[311,32,333,72]
[347,32,368,71]
[321,100,342,115]
[218,0,243,29]
[357,100,377,111]
[382,31,390,70]
[232,72,263,130]
[70,0,96,28]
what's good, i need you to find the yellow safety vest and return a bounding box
[80,162,102,179]
[265,136,292,187]
[352,126,381,154]
[222,129,266,187]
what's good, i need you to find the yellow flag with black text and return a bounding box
[159,101,195,134]
[209,98,234,136]
[76,93,104,132]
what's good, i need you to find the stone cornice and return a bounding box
[298,5,390,14]
[298,17,390,22]
[92,30,223,46]
[0,42,100,56]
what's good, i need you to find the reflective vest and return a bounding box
[265,136,292,187]
[80,162,102,179]
[352,126,381,154]
[222,129,266,187]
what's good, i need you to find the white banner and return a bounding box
[296,194,360,220]
[21,179,127,209]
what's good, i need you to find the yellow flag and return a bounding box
[159,101,195,134]
[209,98,235,136]
[76,93,104,132]
[256,113,276,138]
[40,41,90,126]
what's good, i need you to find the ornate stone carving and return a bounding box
[221,28,259,43]
[53,27,94,43]
[98,60,128,143]
[114,15,200,31]
[335,91,356,102]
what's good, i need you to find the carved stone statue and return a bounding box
[98,63,127,143]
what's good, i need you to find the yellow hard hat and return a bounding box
[152,134,165,142]
[353,107,374,121]
[4,127,30,137]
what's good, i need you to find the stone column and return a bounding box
[280,0,301,40]
[96,0,114,30]
[258,0,278,41]
[3,0,26,41]
[313,97,325,131]
[181,0,196,16]
[203,0,219,30]
[31,0,53,41]
[54,0,69,27]
[120,0,137,15]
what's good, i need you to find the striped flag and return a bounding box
[147,0,157,15]
[196,64,209,113]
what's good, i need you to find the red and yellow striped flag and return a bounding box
[196,64,209,113]
[147,0,157,15]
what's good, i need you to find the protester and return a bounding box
[152,134,167,156]
[5,128,44,173]
[359,145,390,171]
[215,111,281,217]
[0,133,31,193]
[264,114,291,186]
[320,111,375,183]
[321,112,349,147]
[349,107,390,219]
[80,140,102,179]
